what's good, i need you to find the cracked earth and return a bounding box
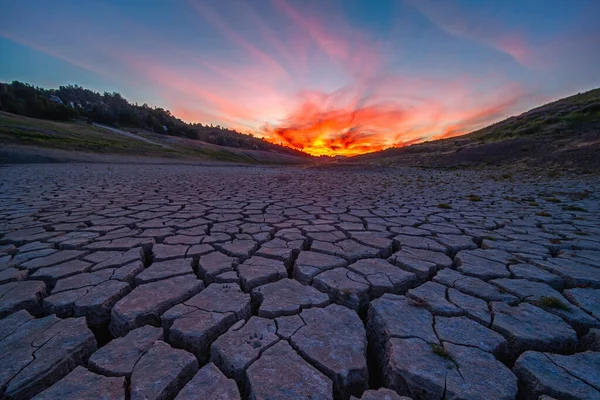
[1,163,599,400]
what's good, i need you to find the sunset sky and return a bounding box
[1,0,599,156]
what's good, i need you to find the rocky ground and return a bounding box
[0,163,599,400]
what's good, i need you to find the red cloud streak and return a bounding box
[260,83,527,156]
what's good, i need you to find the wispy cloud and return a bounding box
[0,31,113,79]
[189,1,290,79]
[405,0,538,69]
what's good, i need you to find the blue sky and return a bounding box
[1,0,599,155]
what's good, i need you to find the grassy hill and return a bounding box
[0,111,312,165]
[0,81,310,159]
[352,88,600,172]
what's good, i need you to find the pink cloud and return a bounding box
[406,0,539,69]
[189,1,290,79]
[273,0,385,81]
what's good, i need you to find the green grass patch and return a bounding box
[547,170,562,179]
[437,203,452,209]
[561,110,600,124]
[467,194,482,202]
[0,116,169,155]
[563,205,587,212]
[0,112,279,164]
[430,344,453,360]
[568,192,591,201]
[538,296,569,311]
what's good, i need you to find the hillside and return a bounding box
[351,88,600,172]
[0,81,310,159]
[0,111,311,165]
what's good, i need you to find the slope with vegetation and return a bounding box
[353,88,600,172]
[0,81,310,159]
[0,111,311,165]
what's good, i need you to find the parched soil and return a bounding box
[1,164,599,399]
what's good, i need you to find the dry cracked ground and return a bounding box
[1,163,600,400]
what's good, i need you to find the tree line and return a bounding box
[0,81,308,156]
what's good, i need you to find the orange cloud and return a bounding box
[261,97,402,156]
[260,80,527,156]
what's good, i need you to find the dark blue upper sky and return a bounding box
[1,0,599,155]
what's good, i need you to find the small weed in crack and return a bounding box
[538,296,569,311]
[430,343,453,360]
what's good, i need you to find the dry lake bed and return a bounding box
[1,163,599,400]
